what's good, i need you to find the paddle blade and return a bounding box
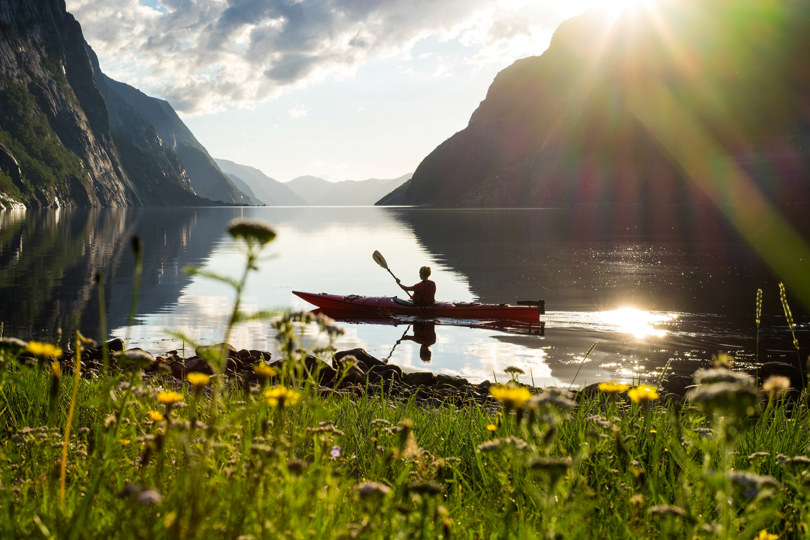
[372,250,389,270]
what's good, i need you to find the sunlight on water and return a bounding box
[548,307,678,339]
[598,307,678,339]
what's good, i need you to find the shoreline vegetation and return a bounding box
[1,219,807,538]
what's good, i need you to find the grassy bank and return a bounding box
[1,340,808,539]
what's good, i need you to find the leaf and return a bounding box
[183,266,238,288]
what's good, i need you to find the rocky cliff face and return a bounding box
[0,0,245,208]
[379,0,810,213]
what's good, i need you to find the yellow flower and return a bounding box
[157,391,184,406]
[649,429,657,434]
[26,341,62,359]
[253,363,277,379]
[486,424,497,432]
[489,384,532,410]
[754,530,778,540]
[598,382,630,394]
[186,372,211,388]
[50,361,62,379]
[264,385,301,408]
[148,410,164,422]
[627,385,659,404]
[119,439,131,446]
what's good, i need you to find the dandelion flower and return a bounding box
[26,341,62,359]
[148,410,164,422]
[186,372,211,388]
[264,385,301,408]
[486,424,497,432]
[754,531,778,540]
[489,384,532,410]
[157,391,183,406]
[598,382,630,394]
[627,385,659,404]
[253,363,277,379]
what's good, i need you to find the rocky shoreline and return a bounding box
[15,338,806,408]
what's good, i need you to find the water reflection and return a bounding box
[2,207,807,388]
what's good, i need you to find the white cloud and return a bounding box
[287,102,309,119]
[65,0,577,115]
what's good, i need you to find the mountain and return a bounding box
[0,0,247,208]
[215,159,306,205]
[286,174,411,206]
[379,0,810,215]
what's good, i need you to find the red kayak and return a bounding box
[293,291,544,322]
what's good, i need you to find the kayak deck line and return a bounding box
[293,291,544,322]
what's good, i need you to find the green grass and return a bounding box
[0,351,808,539]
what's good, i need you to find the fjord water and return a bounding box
[1,207,806,387]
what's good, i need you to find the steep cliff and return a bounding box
[0,0,246,207]
[379,0,810,212]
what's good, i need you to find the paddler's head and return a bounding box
[419,266,431,280]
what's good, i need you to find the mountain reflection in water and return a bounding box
[1,207,807,388]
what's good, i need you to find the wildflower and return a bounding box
[649,429,657,434]
[227,218,277,246]
[264,385,301,408]
[648,505,687,518]
[486,424,497,432]
[762,375,791,399]
[50,361,62,379]
[148,410,164,422]
[157,391,184,407]
[330,446,341,459]
[120,439,131,446]
[687,382,758,417]
[406,481,443,496]
[527,456,573,484]
[504,366,525,376]
[693,368,754,386]
[26,341,62,359]
[186,372,211,389]
[598,381,630,394]
[489,384,532,410]
[627,385,659,404]
[253,363,277,380]
[754,531,778,540]
[748,452,770,461]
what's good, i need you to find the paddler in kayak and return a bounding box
[396,266,436,306]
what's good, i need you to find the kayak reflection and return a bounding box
[311,308,545,364]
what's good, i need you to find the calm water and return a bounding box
[1,206,807,387]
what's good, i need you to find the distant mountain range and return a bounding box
[216,159,410,206]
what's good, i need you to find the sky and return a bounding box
[64,0,626,182]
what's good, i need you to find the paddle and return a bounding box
[372,250,413,299]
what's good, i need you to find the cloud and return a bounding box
[287,102,310,119]
[65,0,574,115]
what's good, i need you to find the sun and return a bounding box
[591,0,652,18]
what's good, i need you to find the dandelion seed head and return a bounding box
[227,218,277,246]
[762,375,791,399]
